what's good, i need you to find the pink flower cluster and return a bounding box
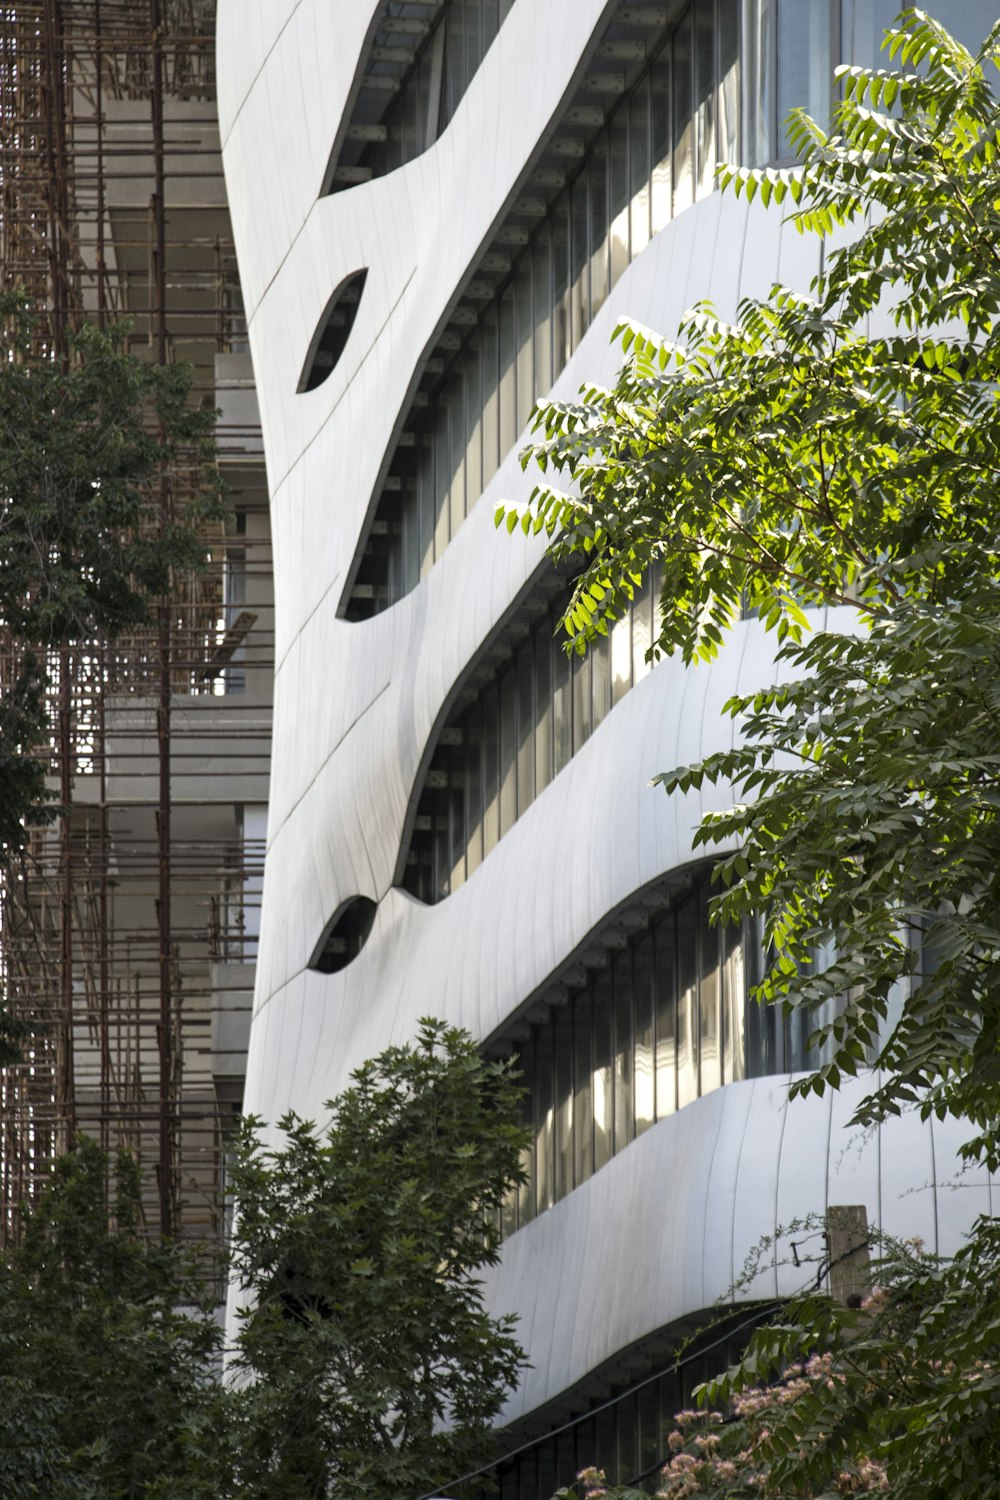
[576,1465,607,1499]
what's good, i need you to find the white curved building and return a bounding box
[218,3,997,1492]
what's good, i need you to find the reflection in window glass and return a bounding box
[332,0,507,193]
[694,0,717,199]
[676,894,698,1109]
[777,0,831,157]
[632,577,653,685]
[516,642,534,817]
[361,0,749,618]
[611,608,632,706]
[552,197,572,376]
[654,919,677,1118]
[589,135,611,320]
[608,111,631,285]
[613,949,635,1153]
[629,76,651,260]
[445,2,467,125]
[499,666,517,837]
[593,967,614,1172]
[448,744,466,891]
[498,285,516,469]
[448,381,466,539]
[722,914,745,1082]
[593,628,611,733]
[572,648,592,753]
[404,576,670,903]
[534,626,552,798]
[573,989,594,1187]
[699,879,722,1093]
[535,1022,554,1214]
[482,682,500,857]
[464,338,482,508]
[533,224,553,401]
[515,259,534,437]
[500,865,859,1234]
[552,630,572,776]
[570,175,590,349]
[465,704,484,877]
[634,934,655,1135]
[672,9,694,215]
[555,1009,574,1200]
[748,0,773,165]
[433,403,450,563]
[481,307,500,490]
[517,1060,535,1226]
[745,911,779,1076]
[650,56,671,234]
[718,0,740,167]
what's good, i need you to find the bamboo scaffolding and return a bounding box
[0,0,270,1263]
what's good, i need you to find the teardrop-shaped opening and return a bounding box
[297,268,368,393]
[308,895,377,974]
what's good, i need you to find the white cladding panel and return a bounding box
[218,0,989,1420]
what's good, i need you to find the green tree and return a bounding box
[227,1018,529,1500]
[0,293,224,1059]
[0,1135,226,1500]
[0,292,222,844]
[555,1226,997,1499]
[502,8,1000,1495]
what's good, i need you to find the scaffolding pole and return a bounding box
[0,0,271,1261]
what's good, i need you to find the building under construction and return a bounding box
[0,0,270,1262]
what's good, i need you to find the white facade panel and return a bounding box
[218,0,987,1442]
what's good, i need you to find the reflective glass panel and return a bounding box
[633,933,655,1135]
[694,0,717,198]
[676,892,698,1108]
[613,949,634,1151]
[673,9,695,214]
[593,967,614,1171]
[654,918,677,1118]
[699,879,722,1093]
[629,75,651,259]
[534,1021,554,1213]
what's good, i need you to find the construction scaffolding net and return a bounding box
[0,0,271,1262]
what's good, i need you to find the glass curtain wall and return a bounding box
[403,567,663,902]
[743,0,838,165]
[333,0,515,189]
[360,0,743,617]
[502,863,840,1237]
[484,1325,753,1499]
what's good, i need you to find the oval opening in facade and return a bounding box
[298,268,368,393]
[308,895,377,974]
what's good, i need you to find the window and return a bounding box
[344,1,746,619]
[401,568,663,903]
[323,0,510,195]
[495,862,856,1230]
[297,269,368,392]
[308,896,377,974]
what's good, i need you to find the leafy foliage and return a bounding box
[0,1135,226,1500]
[0,293,222,649]
[504,7,1000,1167]
[0,1024,529,1498]
[500,8,1000,1496]
[0,292,223,854]
[558,1227,999,1500]
[227,1018,529,1500]
[0,292,224,1057]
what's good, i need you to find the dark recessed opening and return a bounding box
[308,895,378,974]
[297,268,368,393]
